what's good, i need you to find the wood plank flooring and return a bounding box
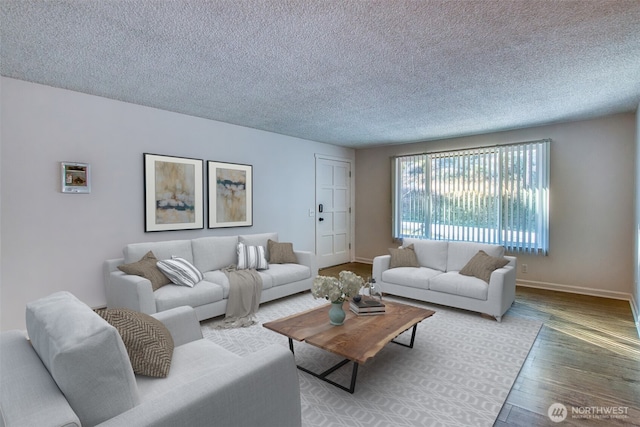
[319,263,640,427]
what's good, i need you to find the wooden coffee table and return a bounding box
[263,299,435,393]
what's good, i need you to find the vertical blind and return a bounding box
[392,139,550,254]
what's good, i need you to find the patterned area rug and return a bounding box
[201,292,542,427]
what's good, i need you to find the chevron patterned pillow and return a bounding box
[95,308,174,378]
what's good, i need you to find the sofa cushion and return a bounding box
[239,233,278,259]
[136,339,241,402]
[446,241,505,272]
[154,280,224,313]
[459,250,510,283]
[192,235,239,272]
[118,250,171,291]
[268,239,298,264]
[429,272,489,300]
[204,266,273,299]
[26,292,139,426]
[389,244,420,268]
[203,270,274,298]
[262,263,311,286]
[237,243,269,270]
[157,256,204,287]
[95,308,174,378]
[381,267,440,289]
[124,239,193,264]
[403,238,449,271]
[203,270,230,298]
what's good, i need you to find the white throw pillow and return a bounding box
[156,256,203,287]
[237,243,269,270]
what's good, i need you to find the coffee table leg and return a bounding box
[391,324,418,348]
[348,362,359,393]
[287,338,359,394]
[297,360,359,394]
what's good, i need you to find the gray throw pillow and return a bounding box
[95,308,174,378]
[389,244,420,268]
[268,239,298,264]
[459,250,510,283]
[118,251,171,291]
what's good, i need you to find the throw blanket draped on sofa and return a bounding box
[217,266,263,328]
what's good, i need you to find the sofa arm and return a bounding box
[151,306,203,347]
[0,331,81,427]
[487,256,517,320]
[104,260,157,315]
[372,255,391,284]
[96,344,301,427]
[294,250,318,277]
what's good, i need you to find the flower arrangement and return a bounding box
[311,271,365,304]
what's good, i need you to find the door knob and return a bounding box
[318,217,324,222]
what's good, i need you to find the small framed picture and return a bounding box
[61,162,91,193]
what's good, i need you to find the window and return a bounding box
[392,139,550,254]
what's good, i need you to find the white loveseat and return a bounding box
[0,292,301,427]
[372,239,516,321]
[104,232,317,321]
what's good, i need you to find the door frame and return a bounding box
[314,154,355,267]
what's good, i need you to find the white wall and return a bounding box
[0,77,354,331]
[356,113,636,299]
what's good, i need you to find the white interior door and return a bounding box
[316,156,351,269]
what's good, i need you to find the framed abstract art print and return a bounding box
[144,153,204,232]
[207,160,253,228]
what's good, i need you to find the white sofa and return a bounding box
[0,292,301,427]
[104,232,317,321]
[372,239,516,321]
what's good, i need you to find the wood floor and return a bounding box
[319,263,640,427]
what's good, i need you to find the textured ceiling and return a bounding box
[2,1,640,148]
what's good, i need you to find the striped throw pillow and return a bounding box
[237,243,269,270]
[156,256,203,287]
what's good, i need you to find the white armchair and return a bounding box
[0,292,301,427]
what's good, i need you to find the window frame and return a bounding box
[392,139,550,254]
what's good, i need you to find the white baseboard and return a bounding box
[353,257,373,264]
[517,279,632,301]
[630,294,640,338]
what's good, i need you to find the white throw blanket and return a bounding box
[214,266,263,329]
